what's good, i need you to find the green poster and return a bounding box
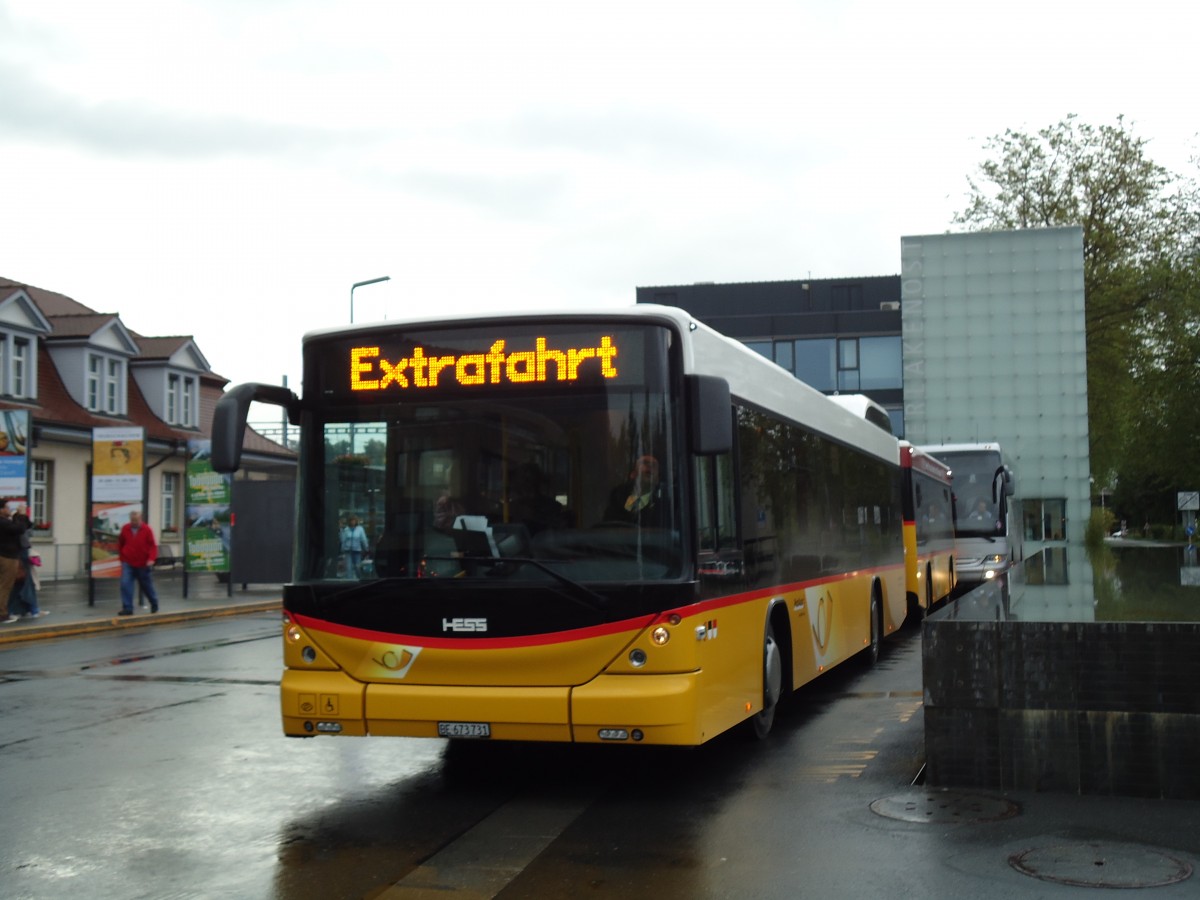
[185,440,231,573]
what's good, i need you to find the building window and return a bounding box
[106,359,121,414]
[858,336,902,389]
[773,341,793,372]
[30,460,51,536]
[793,338,836,391]
[0,332,37,399]
[744,341,772,360]
[86,352,125,414]
[87,355,101,409]
[837,339,860,390]
[831,335,902,392]
[162,472,179,534]
[1023,498,1067,542]
[182,377,195,427]
[166,373,197,426]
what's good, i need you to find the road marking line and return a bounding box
[376,792,593,899]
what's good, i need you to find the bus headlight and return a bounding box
[629,649,648,667]
[651,626,670,645]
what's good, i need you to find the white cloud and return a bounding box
[1,0,1196,408]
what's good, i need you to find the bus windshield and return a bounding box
[297,322,683,585]
[940,449,1005,538]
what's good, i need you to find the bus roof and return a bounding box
[920,441,1005,454]
[302,303,901,466]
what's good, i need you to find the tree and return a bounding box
[954,115,1199,497]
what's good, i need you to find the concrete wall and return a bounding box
[923,567,1200,799]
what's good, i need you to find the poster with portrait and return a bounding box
[91,427,145,578]
[92,426,145,502]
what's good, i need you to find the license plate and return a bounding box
[437,721,491,739]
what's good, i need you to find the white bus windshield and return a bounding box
[940,450,1005,538]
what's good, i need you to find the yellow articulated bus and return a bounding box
[212,305,907,746]
[899,441,957,618]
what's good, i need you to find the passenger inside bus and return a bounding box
[968,498,990,520]
[603,455,666,525]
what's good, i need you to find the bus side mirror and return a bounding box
[211,383,299,473]
[687,374,732,455]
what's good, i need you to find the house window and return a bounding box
[30,460,51,536]
[106,359,121,414]
[182,377,195,427]
[87,355,102,409]
[86,353,125,414]
[162,472,179,534]
[0,332,37,399]
[166,373,197,426]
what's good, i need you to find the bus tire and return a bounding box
[867,585,882,666]
[749,619,783,740]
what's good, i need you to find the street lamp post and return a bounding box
[350,276,391,323]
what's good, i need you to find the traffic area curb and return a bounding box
[0,599,282,645]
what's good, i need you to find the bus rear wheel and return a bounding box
[750,620,783,740]
[867,587,882,666]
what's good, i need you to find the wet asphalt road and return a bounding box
[1,613,1197,899]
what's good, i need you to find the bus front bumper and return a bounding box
[281,669,707,745]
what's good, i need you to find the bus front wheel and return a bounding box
[749,620,783,740]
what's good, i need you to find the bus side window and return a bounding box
[696,452,739,590]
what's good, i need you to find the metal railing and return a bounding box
[30,541,186,583]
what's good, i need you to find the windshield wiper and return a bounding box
[422,554,609,612]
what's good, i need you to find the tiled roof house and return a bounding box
[0,276,294,576]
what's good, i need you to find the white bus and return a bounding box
[923,442,1021,585]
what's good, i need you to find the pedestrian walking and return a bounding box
[0,506,27,624]
[118,509,160,615]
[10,506,46,618]
[340,515,368,578]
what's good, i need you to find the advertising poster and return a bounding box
[92,426,145,502]
[89,501,142,578]
[91,427,145,578]
[185,440,230,573]
[0,409,30,507]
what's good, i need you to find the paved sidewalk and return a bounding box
[0,570,281,644]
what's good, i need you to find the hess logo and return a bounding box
[443,617,488,633]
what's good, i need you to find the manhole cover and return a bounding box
[1010,841,1193,888]
[870,788,1020,824]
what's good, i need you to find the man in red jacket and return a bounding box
[118,509,159,615]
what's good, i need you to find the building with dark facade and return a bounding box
[638,226,1090,551]
[636,276,905,434]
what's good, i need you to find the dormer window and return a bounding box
[0,332,37,400]
[166,373,198,427]
[86,352,125,415]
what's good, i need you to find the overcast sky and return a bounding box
[2,0,1196,414]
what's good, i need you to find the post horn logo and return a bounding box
[810,588,833,653]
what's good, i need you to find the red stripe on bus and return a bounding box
[291,611,656,650]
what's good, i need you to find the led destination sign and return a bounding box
[349,335,620,392]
